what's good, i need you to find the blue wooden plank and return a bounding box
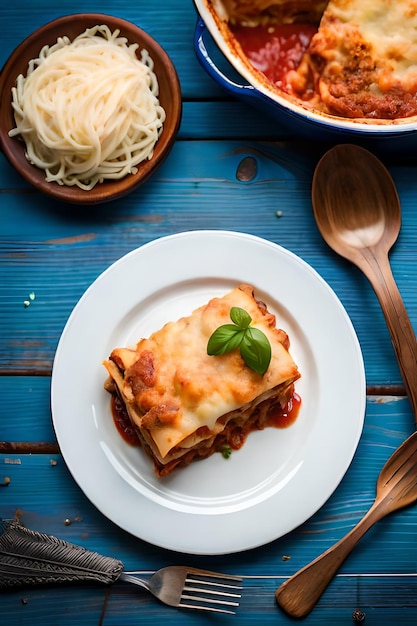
[0,377,55,442]
[2,578,417,626]
[0,587,107,626]
[180,101,295,140]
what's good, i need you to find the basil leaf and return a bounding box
[207,306,272,375]
[207,325,245,355]
[230,306,251,329]
[240,327,272,375]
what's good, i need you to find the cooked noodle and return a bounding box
[9,25,166,190]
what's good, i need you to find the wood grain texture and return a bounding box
[2,1,417,623]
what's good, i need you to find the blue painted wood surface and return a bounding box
[1,1,417,624]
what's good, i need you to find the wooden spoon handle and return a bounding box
[275,501,386,618]
[357,249,417,421]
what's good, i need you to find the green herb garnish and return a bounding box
[207,307,272,375]
[221,445,232,460]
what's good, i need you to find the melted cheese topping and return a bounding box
[104,284,299,459]
[328,1,417,86]
[287,0,417,118]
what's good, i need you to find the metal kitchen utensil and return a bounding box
[0,520,242,614]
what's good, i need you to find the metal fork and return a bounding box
[119,567,242,614]
[0,520,242,614]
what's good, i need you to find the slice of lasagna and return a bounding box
[103,284,300,477]
[286,0,417,119]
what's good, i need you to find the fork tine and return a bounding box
[179,571,242,614]
[178,602,237,615]
[185,573,242,588]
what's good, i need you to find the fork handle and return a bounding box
[0,520,123,590]
[275,500,388,618]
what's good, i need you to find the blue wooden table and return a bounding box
[1,2,417,624]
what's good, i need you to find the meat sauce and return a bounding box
[227,391,301,450]
[229,23,316,88]
[111,394,140,446]
[111,391,302,450]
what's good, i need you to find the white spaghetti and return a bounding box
[9,25,166,190]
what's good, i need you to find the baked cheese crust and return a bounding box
[287,0,417,119]
[104,284,300,476]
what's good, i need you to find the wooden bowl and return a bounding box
[0,14,182,204]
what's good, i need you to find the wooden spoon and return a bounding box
[275,429,417,618]
[311,144,417,418]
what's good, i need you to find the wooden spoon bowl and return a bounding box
[312,144,401,264]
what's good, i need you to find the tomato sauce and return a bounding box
[265,391,302,429]
[226,391,302,451]
[229,23,317,88]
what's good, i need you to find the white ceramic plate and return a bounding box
[51,230,365,555]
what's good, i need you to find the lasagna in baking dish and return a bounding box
[210,0,417,120]
[103,284,300,477]
[287,0,417,119]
